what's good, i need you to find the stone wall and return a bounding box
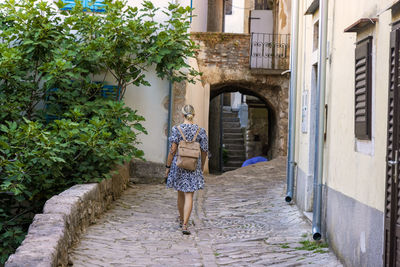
[129,160,165,184]
[209,95,222,172]
[5,163,130,267]
[246,107,269,159]
[190,32,289,157]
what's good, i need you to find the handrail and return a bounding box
[250,33,290,69]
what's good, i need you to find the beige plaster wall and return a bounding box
[294,0,397,212]
[178,0,208,32]
[294,2,314,176]
[225,0,245,33]
[185,58,211,132]
[277,0,291,35]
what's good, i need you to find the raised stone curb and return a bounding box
[5,163,130,267]
[129,159,164,184]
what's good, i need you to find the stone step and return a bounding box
[223,166,240,172]
[224,128,242,134]
[223,112,239,118]
[223,138,244,144]
[226,155,246,161]
[222,117,240,122]
[225,143,245,150]
[225,161,244,167]
[223,132,243,139]
[225,150,246,157]
[223,122,240,128]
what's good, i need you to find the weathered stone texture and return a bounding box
[68,158,343,266]
[5,163,130,267]
[129,160,165,184]
[172,81,186,127]
[190,32,290,157]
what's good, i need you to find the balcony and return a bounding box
[190,32,290,78]
[250,33,290,70]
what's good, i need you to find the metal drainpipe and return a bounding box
[285,0,299,203]
[190,0,193,23]
[312,0,328,241]
[166,80,173,161]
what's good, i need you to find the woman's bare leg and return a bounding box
[183,192,194,225]
[177,191,185,222]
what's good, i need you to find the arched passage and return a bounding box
[208,83,281,172]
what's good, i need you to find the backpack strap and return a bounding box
[192,127,201,142]
[177,125,201,142]
[177,126,187,142]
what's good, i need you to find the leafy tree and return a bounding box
[0,0,199,263]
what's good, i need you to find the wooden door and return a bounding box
[384,26,400,267]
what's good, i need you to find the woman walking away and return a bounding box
[165,104,208,235]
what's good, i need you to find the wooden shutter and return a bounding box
[61,0,76,10]
[384,29,398,267]
[255,0,269,10]
[87,0,106,12]
[61,0,106,12]
[225,0,232,15]
[354,37,372,140]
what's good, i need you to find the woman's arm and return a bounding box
[201,151,207,171]
[165,143,178,177]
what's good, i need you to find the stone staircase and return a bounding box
[223,107,246,172]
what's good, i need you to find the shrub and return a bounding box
[0,0,198,263]
[0,100,147,264]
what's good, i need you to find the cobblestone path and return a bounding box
[69,158,342,267]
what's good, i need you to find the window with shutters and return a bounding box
[61,0,106,12]
[225,0,232,15]
[354,36,372,140]
[255,0,272,10]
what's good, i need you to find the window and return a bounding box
[61,0,106,12]
[255,0,272,10]
[225,0,232,15]
[354,36,372,140]
[313,21,319,51]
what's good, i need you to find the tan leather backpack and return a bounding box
[176,126,201,171]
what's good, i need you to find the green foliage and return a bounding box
[63,0,200,99]
[295,240,329,253]
[222,148,229,164]
[0,0,198,263]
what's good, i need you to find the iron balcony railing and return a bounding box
[250,33,290,70]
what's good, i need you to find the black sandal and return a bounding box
[182,224,191,235]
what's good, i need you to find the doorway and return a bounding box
[384,24,400,267]
[208,86,277,173]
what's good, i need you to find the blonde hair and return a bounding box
[181,104,195,121]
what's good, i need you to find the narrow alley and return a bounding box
[68,158,342,267]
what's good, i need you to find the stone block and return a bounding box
[5,162,131,267]
[129,160,165,184]
[59,183,99,202]
[6,214,66,267]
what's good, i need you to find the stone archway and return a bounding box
[210,82,282,158]
[171,32,289,171]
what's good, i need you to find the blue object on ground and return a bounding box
[241,156,268,167]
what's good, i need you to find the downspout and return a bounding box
[166,80,173,161]
[312,0,328,241]
[190,0,193,23]
[285,0,299,202]
[219,94,224,172]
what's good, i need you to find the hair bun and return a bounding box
[186,114,194,121]
[182,104,195,121]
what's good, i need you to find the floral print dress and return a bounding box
[166,123,208,192]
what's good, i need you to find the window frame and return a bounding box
[354,36,373,140]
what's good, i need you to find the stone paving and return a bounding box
[68,158,343,267]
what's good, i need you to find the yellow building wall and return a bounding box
[295,0,398,212]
